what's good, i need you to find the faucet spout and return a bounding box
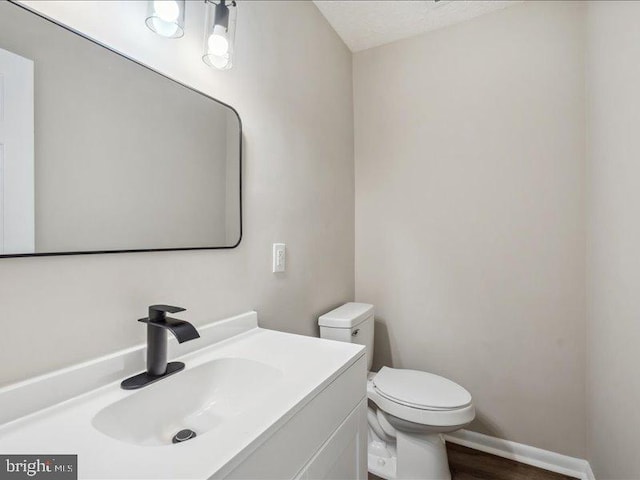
[121,304,200,389]
[139,305,200,376]
[144,316,200,343]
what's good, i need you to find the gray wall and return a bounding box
[354,1,586,458]
[0,2,237,252]
[0,0,354,387]
[587,2,640,478]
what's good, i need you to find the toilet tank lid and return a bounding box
[318,302,374,328]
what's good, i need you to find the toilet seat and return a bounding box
[367,368,475,429]
[373,367,472,411]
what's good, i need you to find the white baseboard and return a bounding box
[444,429,595,480]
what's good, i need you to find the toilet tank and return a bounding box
[318,303,374,371]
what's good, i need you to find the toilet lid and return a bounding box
[372,367,472,411]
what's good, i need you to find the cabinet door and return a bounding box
[222,356,367,480]
[306,399,367,480]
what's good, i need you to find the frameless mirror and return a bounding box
[0,2,241,257]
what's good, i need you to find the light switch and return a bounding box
[272,243,286,273]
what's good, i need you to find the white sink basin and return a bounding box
[92,357,283,446]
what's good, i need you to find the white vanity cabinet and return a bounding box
[0,313,367,480]
[222,354,368,480]
[298,399,367,480]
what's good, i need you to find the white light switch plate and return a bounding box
[272,243,286,273]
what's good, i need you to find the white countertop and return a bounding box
[0,325,365,479]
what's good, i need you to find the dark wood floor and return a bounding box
[369,442,577,480]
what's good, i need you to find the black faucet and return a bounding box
[121,305,200,390]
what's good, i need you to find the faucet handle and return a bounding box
[149,305,186,315]
[145,304,186,323]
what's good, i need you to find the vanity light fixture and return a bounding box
[145,0,186,39]
[203,0,237,70]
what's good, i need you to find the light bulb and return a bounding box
[202,0,236,70]
[153,0,180,22]
[207,25,229,56]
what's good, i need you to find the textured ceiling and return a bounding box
[313,0,520,52]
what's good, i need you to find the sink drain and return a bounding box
[172,429,197,444]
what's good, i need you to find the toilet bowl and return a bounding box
[319,303,475,480]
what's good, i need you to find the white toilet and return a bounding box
[319,303,475,480]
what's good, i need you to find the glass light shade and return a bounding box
[203,0,237,71]
[145,0,186,39]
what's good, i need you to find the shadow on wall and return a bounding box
[372,319,393,371]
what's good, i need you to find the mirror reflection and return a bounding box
[0,2,241,256]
